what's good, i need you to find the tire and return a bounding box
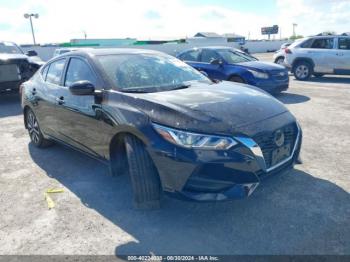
[25,109,53,148]
[124,135,161,209]
[313,73,324,78]
[275,57,285,65]
[293,61,313,81]
[229,76,245,83]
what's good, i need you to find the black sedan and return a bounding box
[21,49,302,209]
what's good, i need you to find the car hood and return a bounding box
[237,61,286,71]
[0,53,28,61]
[127,81,291,136]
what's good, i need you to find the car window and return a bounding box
[338,38,350,50]
[179,50,201,62]
[98,54,211,92]
[310,38,334,49]
[41,65,49,80]
[65,58,97,87]
[46,59,66,85]
[217,50,254,64]
[0,42,23,54]
[201,50,221,63]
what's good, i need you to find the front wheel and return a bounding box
[25,109,53,148]
[124,135,161,209]
[293,61,312,81]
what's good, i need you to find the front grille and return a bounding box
[253,123,298,169]
[271,70,288,81]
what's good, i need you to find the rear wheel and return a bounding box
[229,76,245,83]
[313,73,324,78]
[275,57,285,65]
[124,135,161,209]
[25,109,53,148]
[293,61,312,81]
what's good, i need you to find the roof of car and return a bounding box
[68,48,162,57]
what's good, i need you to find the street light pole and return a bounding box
[24,13,39,45]
[293,23,298,38]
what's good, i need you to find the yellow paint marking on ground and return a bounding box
[44,188,64,209]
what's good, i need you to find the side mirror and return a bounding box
[69,81,95,96]
[26,50,38,57]
[210,59,223,66]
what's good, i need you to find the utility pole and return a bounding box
[24,13,39,45]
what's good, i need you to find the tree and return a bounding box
[290,35,304,40]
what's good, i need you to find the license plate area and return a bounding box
[271,143,291,166]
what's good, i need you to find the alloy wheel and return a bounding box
[27,111,40,144]
[295,65,309,79]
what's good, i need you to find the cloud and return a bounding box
[276,0,350,37]
[0,0,349,44]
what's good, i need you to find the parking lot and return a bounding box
[0,53,349,256]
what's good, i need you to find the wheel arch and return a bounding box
[292,57,315,72]
[23,105,32,129]
[274,56,285,63]
[227,74,246,83]
[108,127,149,162]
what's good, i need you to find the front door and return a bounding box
[54,56,108,159]
[198,49,226,80]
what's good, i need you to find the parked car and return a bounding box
[284,35,350,80]
[22,49,302,209]
[0,41,44,92]
[273,42,291,65]
[53,48,78,57]
[177,46,289,94]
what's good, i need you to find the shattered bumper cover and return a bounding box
[147,118,302,202]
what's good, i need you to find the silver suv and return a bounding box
[284,35,350,80]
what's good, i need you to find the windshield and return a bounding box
[217,49,255,64]
[98,53,211,92]
[0,42,23,54]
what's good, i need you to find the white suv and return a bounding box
[284,35,350,80]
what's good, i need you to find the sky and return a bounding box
[0,0,349,44]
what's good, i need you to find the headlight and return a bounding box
[153,123,237,150]
[248,69,269,79]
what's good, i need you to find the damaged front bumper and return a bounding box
[146,119,302,202]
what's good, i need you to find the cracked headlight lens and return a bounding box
[153,123,237,150]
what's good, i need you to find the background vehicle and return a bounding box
[0,41,43,92]
[273,42,291,65]
[177,46,289,94]
[284,35,350,80]
[53,48,78,57]
[21,49,301,209]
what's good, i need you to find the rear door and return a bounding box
[198,49,227,80]
[335,37,350,73]
[307,37,337,73]
[34,58,66,137]
[54,56,107,158]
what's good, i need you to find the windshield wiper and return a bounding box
[121,88,150,93]
[165,83,191,91]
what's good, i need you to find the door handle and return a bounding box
[56,96,65,105]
